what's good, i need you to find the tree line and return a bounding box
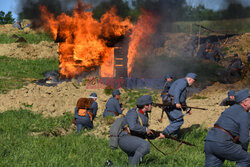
[1,0,250,25]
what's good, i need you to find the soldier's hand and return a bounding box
[176,103,181,108]
[188,111,192,115]
[157,133,165,139]
[121,107,125,111]
[146,128,153,135]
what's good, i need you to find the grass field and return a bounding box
[0,109,239,167]
[0,22,248,166]
[0,56,58,93]
[173,17,250,34]
[0,33,53,44]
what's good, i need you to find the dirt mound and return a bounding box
[0,41,58,59]
[0,78,248,138]
[221,33,250,62]
[154,33,193,57]
[0,20,36,35]
[0,81,114,117]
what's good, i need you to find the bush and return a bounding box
[0,11,14,24]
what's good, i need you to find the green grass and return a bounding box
[191,95,208,99]
[0,109,239,166]
[173,17,250,34]
[0,56,58,93]
[123,89,159,109]
[0,33,53,44]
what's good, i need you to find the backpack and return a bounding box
[109,116,125,149]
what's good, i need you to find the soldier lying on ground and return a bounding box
[220,90,235,106]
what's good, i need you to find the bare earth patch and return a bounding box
[0,78,249,138]
[0,41,58,59]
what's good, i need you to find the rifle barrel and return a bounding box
[153,103,207,110]
[183,105,207,110]
[150,130,196,146]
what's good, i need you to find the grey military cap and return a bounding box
[112,89,121,97]
[235,88,249,103]
[137,95,153,106]
[186,73,197,80]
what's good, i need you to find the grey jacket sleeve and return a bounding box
[239,114,249,151]
[173,81,187,104]
[91,102,98,119]
[127,111,147,134]
[114,100,122,114]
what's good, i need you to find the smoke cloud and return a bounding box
[186,0,250,10]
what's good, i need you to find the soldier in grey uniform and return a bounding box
[227,54,244,78]
[204,88,250,167]
[220,90,236,106]
[103,89,124,117]
[75,92,98,133]
[161,73,173,101]
[118,95,154,166]
[159,73,197,138]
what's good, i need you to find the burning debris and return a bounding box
[37,71,61,86]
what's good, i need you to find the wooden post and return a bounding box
[198,25,201,48]
[190,23,192,34]
[195,25,201,57]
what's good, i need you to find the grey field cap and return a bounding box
[235,88,249,103]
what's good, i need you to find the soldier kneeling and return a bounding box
[118,95,154,166]
[204,88,250,167]
[74,93,98,133]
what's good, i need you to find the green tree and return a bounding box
[0,11,15,24]
[93,0,130,19]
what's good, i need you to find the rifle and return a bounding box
[147,130,196,146]
[152,102,207,122]
[153,102,207,111]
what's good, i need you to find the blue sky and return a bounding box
[1,0,250,20]
[0,0,18,19]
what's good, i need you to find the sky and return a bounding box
[1,0,250,21]
[0,0,18,20]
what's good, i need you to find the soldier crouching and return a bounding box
[75,92,98,133]
[204,88,250,167]
[118,95,153,166]
[103,89,124,117]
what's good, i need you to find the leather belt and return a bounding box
[107,110,119,116]
[214,124,239,143]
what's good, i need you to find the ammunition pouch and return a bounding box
[78,109,87,116]
[77,109,94,121]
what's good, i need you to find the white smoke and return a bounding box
[186,0,250,10]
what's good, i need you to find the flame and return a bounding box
[127,11,160,77]
[40,1,132,78]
